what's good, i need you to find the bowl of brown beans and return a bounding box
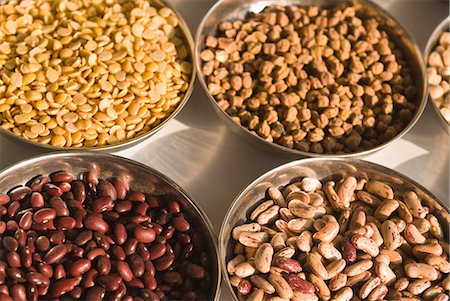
[195,0,427,157]
[219,158,450,301]
[0,0,195,150]
[425,16,450,127]
[0,152,220,300]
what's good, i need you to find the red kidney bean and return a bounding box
[70,259,91,277]
[143,272,157,290]
[44,245,67,264]
[19,247,32,268]
[7,267,25,281]
[14,229,26,246]
[26,272,50,286]
[50,171,73,183]
[81,269,98,288]
[154,253,175,271]
[0,194,10,206]
[55,216,76,230]
[111,245,126,261]
[8,186,31,202]
[2,237,18,251]
[25,284,38,301]
[147,197,159,208]
[162,271,182,284]
[37,263,53,279]
[172,215,190,232]
[36,283,49,296]
[30,192,44,208]
[18,211,33,230]
[97,180,117,201]
[144,260,156,276]
[114,200,132,213]
[50,278,77,297]
[85,286,105,299]
[53,264,66,280]
[72,230,91,247]
[33,208,56,224]
[84,214,108,233]
[43,183,63,197]
[141,289,160,301]
[181,243,194,258]
[96,256,111,275]
[91,196,113,213]
[98,274,122,291]
[70,286,82,299]
[58,182,71,193]
[168,201,181,214]
[0,286,8,295]
[135,202,149,216]
[116,261,134,282]
[111,282,126,301]
[177,233,191,245]
[134,226,156,243]
[7,201,20,218]
[73,208,86,229]
[71,180,86,203]
[111,178,127,200]
[136,243,151,261]
[149,243,166,260]
[0,293,13,301]
[10,284,26,301]
[162,226,175,239]
[49,196,70,216]
[35,236,50,252]
[126,191,146,202]
[27,175,48,192]
[49,230,65,244]
[127,278,144,288]
[6,252,21,268]
[93,232,110,250]
[186,263,206,279]
[6,220,18,232]
[114,223,127,245]
[123,238,138,256]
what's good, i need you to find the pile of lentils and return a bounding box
[200,5,417,154]
[0,0,192,148]
[0,170,213,300]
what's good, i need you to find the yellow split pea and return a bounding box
[0,0,192,148]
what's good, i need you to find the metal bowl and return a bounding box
[424,16,450,127]
[0,152,221,300]
[0,0,196,152]
[195,0,427,158]
[219,158,449,300]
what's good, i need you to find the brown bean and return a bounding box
[114,223,127,245]
[143,272,158,290]
[50,171,74,183]
[8,186,31,201]
[126,191,146,202]
[33,208,56,224]
[117,261,134,282]
[37,263,53,279]
[2,236,19,251]
[18,211,33,230]
[44,245,68,264]
[71,180,86,203]
[154,253,175,271]
[51,278,78,297]
[7,251,21,268]
[172,216,190,232]
[91,196,113,213]
[54,216,76,230]
[43,183,63,197]
[35,236,50,251]
[70,259,91,276]
[134,226,156,243]
[81,269,98,288]
[84,286,106,300]
[149,243,167,260]
[20,246,32,268]
[26,272,50,286]
[54,264,66,280]
[84,214,108,233]
[97,180,117,200]
[186,263,206,279]
[49,196,70,216]
[97,256,111,275]
[27,175,49,192]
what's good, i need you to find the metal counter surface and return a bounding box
[0,1,448,300]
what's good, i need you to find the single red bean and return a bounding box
[43,183,63,197]
[18,211,33,230]
[0,206,6,216]
[0,194,10,206]
[26,235,36,252]
[84,214,108,233]
[8,186,31,201]
[10,284,26,301]
[7,201,20,218]
[37,263,53,278]
[114,223,127,245]
[135,202,149,216]
[25,284,38,301]
[97,256,111,275]
[93,232,110,250]
[51,278,77,297]
[85,286,106,299]
[342,239,357,263]
[136,243,151,261]
[2,236,18,251]
[156,212,169,225]
[36,283,49,296]
[91,196,113,213]
[186,263,205,279]
[150,223,163,235]
[49,230,65,244]
[123,238,138,256]
[73,208,86,229]
[168,201,180,214]
[61,191,74,201]
[177,233,191,245]
[6,220,19,232]
[70,287,83,299]
[172,216,190,232]
[7,267,25,281]
[71,180,86,203]
[0,285,8,295]
[162,226,175,239]
[112,178,127,200]
[143,272,157,290]
[26,272,50,286]
[141,289,160,301]
[0,293,13,301]
[55,216,76,230]
[111,245,126,261]
[154,253,175,271]
[144,260,156,276]
[58,182,71,193]
[49,196,70,216]
[97,179,117,200]
[126,191,145,202]
[30,192,44,208]
[134,226,156,243]
[33,208,56,224]
[54,264,66,280]
[117,261,134,282]
[70,259,91,277]
[50,171,74,183]
[87,248,107,261]
[72,230,92,246]
[26,175,48,192]
[44,245,68,264]
[126,278,144,288]
[114,200,132,213]
[162,271,182,284]
[127,255,145,278]
[81,269,98,288]
[111,282,127,301]
[127,214,150,224]
[0,222,6,235]
[7,251,21,268]
[98,274,122,291]
[14,229,26,246]
[35,236,50,252]
[149,243,166,260]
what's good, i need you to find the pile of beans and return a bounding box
[0,0,192,148]
[0,170,213,300]
[200,5,417,154]
[227,176,449,301]
[428,30,450,123]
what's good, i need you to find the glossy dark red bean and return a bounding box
[116,261,134,282]
[0,206,6,216]
[87,248,107,261]
[143,272,157,290]
[136,243,151,261]
[72,230,92,246]
[72,246,84,258]
[70,259,91,276]
[71,180,86,203]
[98,274,122,291]
[26,272,50,286]
[111,282,126,301]
[126,191,145,202]
[55,216,76,230]
[114,223,127,245]
[2,236,18,251]
[18,211,33,230]
[49,230,65,244]
[35,236,50,252]
[8,186,31,202]
[0,293,13,301]
[128,255,145,277]
[134,226,156,243]
[135,202,149,216]
[81,269,98,288]
[162,271,182,284]
[186,263,206,279]
[10,284,26,301]
[141,289,160,301]
[33,208,56,224]
[177,233,191,245]
[70,287,82,299]
[7,251,21,268]
[0,194,10,206]
[27,175,48,192]
[126,278,144,288]
[97,256,111,275]
[30,192,44,208]
[51,278,77,297]
[91,196,113,213]
[123,238,138,256]
[73,208,86,228]
[50,171,74,183]
[111,245,126,260]
[37,263,53,278]
[84,214,108,233]
[49,196,70,216]
[144,260,156,276]
[148,243,166,260]
[7,267,25,281]
[114,200,132,213]
[7,201,20,218]
[25,284,38,301]
[168,201,180,214]
[97,180,117,201]
[154,253,175,271]
[58,182,71,193]
[172,216,190,232]
[44,245,68,264]
[85,286,105,299]
[54,264,66,280]
[6,220,18,232]
[0,285,8,295]
[162,226,175,239]
[147,197,159,208]
[14,229,26,246]
[112,178,127,200]
[0,221,6,234]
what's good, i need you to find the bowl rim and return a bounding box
[0,151,222,300]
[195,0,428,158]
[0,0,197,152]
[424,15,450,128]
[218,157,449,300]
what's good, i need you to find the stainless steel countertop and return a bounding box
[0,1,449,300]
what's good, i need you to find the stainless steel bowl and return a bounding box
[0,0,196,152]
[0,152,221,300]
[195,0,428,158]
[219,158,449,300]
[424,16,450,127]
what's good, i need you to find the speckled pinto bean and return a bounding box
[0,169,213,300]
[227,174,449,300]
